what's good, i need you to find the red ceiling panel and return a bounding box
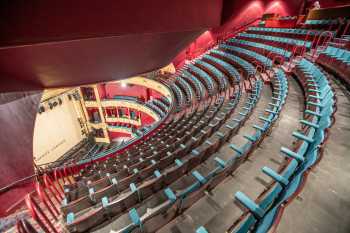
[0,0,223,93]
[0,0,223,46]
[0,30,204,92]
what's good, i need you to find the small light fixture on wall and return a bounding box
[38,105,45,114]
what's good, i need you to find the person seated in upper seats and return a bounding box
[312,1,321,10]
[303,0,321,16]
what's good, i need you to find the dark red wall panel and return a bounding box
[0,30,204,92]
[0,0,223,93]
[220,0,303,27]
[105,83,147,100]
[0,0,223,47]
[0,93,41,216]
[108,131,131,140]
[140,112,156,126]
[173,0,306,68]
[102,83,164,102]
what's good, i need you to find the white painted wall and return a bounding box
[33,94,85,165]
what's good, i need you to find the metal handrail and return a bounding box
[25,194,59,233]
[0,174,37,194]
[312,31,334,57]
[301,30,318,56]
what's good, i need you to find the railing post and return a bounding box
[312,31,334,58]
[25,194,55,233]
[248,73,255,91]
[342,19,350,36]
[301,30,318,56]
[63,166,72,185]
[31,195,59,233]
[265,51,273,70]
[287,45,301,71]
[22,219,39,233]
[53,168,65,194]
[36,182,59,220]
[253,60,265,74]
[43,174,63,203]
[237,68,244,89]
[69,165,77,182]
[16,219,26,233]
[336,17,344,35]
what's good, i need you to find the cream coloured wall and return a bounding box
[160,63,176,74]
[33,92,85,165]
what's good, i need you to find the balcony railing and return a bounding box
[105,116,141,126]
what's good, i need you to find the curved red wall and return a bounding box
[101,83,163,101]
[173,0,349,68]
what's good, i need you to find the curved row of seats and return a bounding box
[185,63,218,95]
[191,25,338,233]
[63,95,173,164]
[192,59,229,91]
[181,70,207,100]
[61,36,274,231]
[247,26,335,40]
[159,96,171,107]
[68,103,194,177]
[72,111,211,187]
[104,49,292,232]
[210,49,256,77]
[107,80,264,233]
[68,25,333,233]
[98,22,336,233]
[201,54,241,85]
[237,31,312,51]
[30,19,345,233]
[170,83,186,110]
[65,109,213,216]
[317,45,350,86]
[187,24,340,233]
[152,98,169,113]
[176,57,238,104]
[227,38,292,60]
[65,106,219,205]
[81,144,104,160]
[61,45,258,231]
[226,59,335,233]
[79,142,135,164]
[49,139,96,168]
[175,76,195,104]
[304,19,339,29]
[219,44,273,69]
[64,90,242,232]
[145,100,166,118]
[71,143,123,164]
[112,66,293,232]
[180,56,239,101]
[194,68,288,233]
